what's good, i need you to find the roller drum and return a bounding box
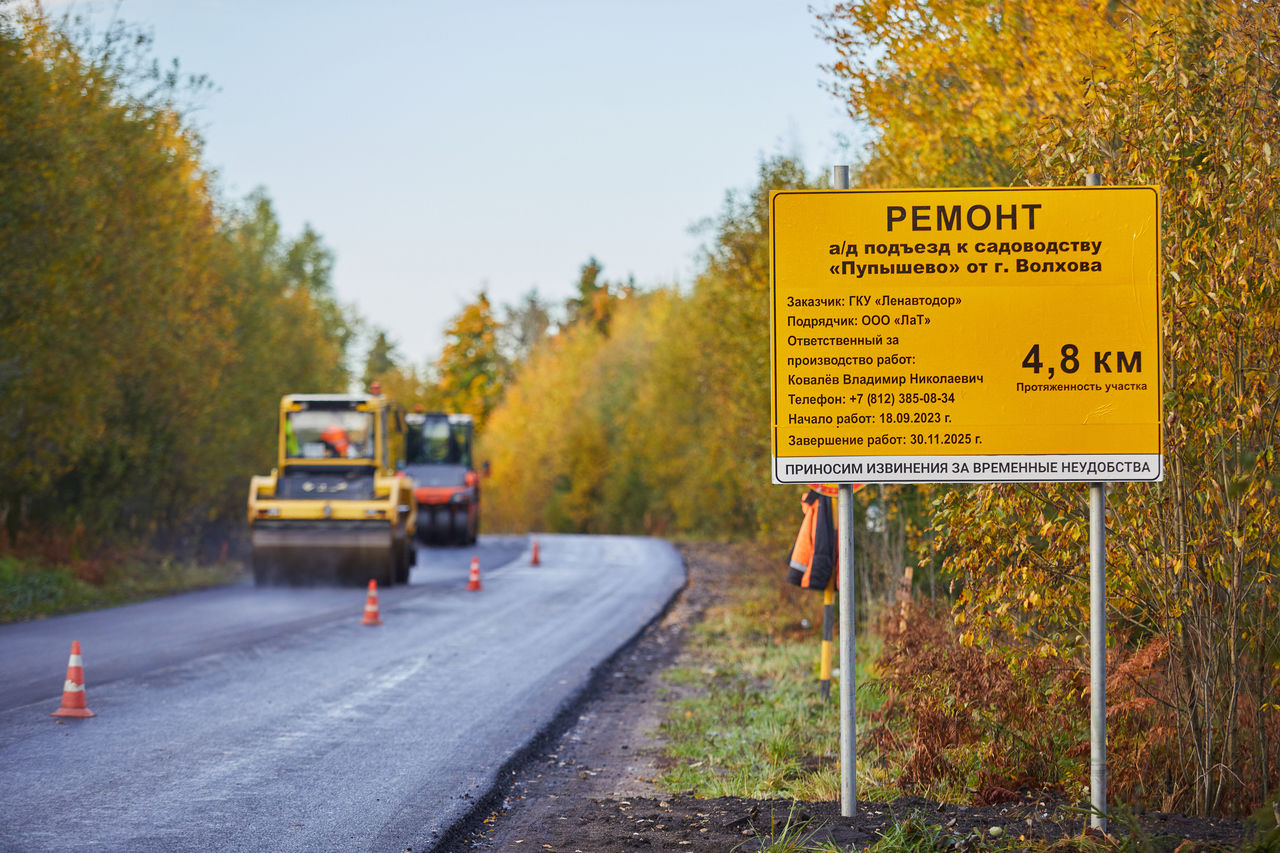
[251,520,395,586]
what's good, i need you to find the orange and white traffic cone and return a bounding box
[466,557,482,591]
[361,579,383,626]
[51,641,95,718]
[531,538,541,566]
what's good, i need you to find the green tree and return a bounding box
[563,257,633,336]
[284,223,354,361]
[1,6,234,539]
[499,288,553,370]
[361,329,400,392]
[564,257,605,328]
[0,6,359,550]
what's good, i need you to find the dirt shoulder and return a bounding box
[442,542,1253,853]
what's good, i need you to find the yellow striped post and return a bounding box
[819,576,835,702]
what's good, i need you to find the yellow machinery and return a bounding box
[247,391,417,586]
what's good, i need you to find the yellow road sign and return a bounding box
[769,186,1162,484]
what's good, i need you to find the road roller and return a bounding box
[404,412,482,545]
[247,389,417,586]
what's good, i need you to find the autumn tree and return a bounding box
[480,291,674,534]
[1,6,230,539]
[898,0,1280,815]
[434,291,506,430]
[632,157,820,538]
[816,0,1177,186]
[0,6,358,551]
[480,157,820,541]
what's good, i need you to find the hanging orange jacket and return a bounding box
[786,487,837,591]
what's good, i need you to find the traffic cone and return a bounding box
[51,641,95,718]
[531,538,541,566]
[466,557,482,591]
[361,579,383,626]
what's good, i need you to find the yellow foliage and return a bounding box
[482,291,675,534]
[918,0,1280,814]
[433,292,505,432]
[481,157,815,538]
[818,0,1179,186]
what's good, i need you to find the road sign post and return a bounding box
[831,167,859,818]
[838,481,856,815]
[1090,478,1107,829]
[1086,170,1109,832]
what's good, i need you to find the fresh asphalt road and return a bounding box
[0,534,685,852]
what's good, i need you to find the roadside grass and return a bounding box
[661,543,1261,852]
[658,542,1096,809]
[659,542,895,802]
[746,801,846,853]
[749,803,1192,853]
[0,553,245,623]
[862,811,1004,853]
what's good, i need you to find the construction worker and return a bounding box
[321,424,350,458]
[285,418,300,457]
[423,417,456,463]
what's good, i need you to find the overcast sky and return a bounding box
[59,1,867,367]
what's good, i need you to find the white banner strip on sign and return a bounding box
[773,453,1163,484]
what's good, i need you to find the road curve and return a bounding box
[0,534,684,852]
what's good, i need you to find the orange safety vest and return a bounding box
[321,425,350,457]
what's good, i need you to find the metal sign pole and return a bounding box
[833,164,857,818]
[838,482,856,817]
[1085,171,1108,833]
[1089,481,1107,831]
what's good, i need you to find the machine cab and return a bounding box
[404,412,479,545]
